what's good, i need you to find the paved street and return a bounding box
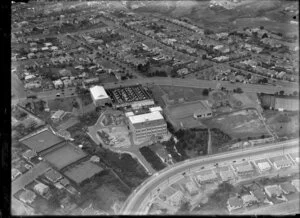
[120,139,299,214]
[12,161,50,195]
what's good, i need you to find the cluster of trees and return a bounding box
[173,128,209,157]
[233,87,243,93]
[210,128,232,153]
[200,182,236,211]
[139,146,166,171]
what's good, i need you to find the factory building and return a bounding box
[128,111,167,141]
[89,85,111,107]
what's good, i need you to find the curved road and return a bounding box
[121,138,299,214]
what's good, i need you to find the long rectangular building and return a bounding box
[128,111,167,141]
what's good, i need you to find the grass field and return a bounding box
[48,97,78,112]
[203,109,271,139]
[263,110,299,138]
[44,143,87,170]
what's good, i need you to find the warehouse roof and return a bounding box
[128,111,164,124]
[90,86,110,100]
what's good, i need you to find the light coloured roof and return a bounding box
[257,162,271,170]
[128,111,164,124]
[149,106,162,112]
[89,85,110,100]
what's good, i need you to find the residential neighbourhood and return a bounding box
[10,0,298,216]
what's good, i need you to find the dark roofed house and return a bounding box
[280,182,297,195]
[45,169,62,183]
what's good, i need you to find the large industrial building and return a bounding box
[128,111,168,141]
[106,85,154,109]
[89,85,111,107]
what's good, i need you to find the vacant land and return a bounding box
[48,97,79,112]
[160,85,208,102]
[75,170,130,214]
[203,109,270,139]
[43,143,87,170]
[263,110,299,138]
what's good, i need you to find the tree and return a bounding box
[177,201,191,214]
[202,88,209,96]
[235,87,243,93]
[260,26,264,30]
[279,90,285,96]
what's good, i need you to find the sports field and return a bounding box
[44,143,87,170]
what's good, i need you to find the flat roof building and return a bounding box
[257,161,272,172]
[89,85,111,107]
[235,163,255,175]
[227,196,243,212]
[264,185,283,198]
[196,170,218,184]
[219,170,235,182]
[128,111,167,141]
[273,158,292,170]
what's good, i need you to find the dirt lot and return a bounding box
[263,110,299,138]
[48,97,79,112]
[203,109,271,139]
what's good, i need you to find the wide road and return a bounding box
[103,77,298,95]
[12,76,298,105]
[121,138,299,214]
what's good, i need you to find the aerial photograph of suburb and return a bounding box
[11,0,299,215]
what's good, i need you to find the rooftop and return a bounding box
[20,129,64,153]
[128,111,164,124]
[89,85,110,100]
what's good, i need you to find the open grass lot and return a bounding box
[203,109,270,139]
[165,101,210,130]
[149,85,166,108]
[160,85,208,102]
[43,143,87,170]
[48,97,79,112]
[263,110,299,138]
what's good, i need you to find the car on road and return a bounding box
[56,93,60,97]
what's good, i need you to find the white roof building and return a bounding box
[51,110,65,121]
[90,86,110,101]
[24,74,36,81]
[128,111,164,125]
[34,183,49,195]
[149,106,163,113]
[125,112,135,117]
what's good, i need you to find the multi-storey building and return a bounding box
[128,111,167,141]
